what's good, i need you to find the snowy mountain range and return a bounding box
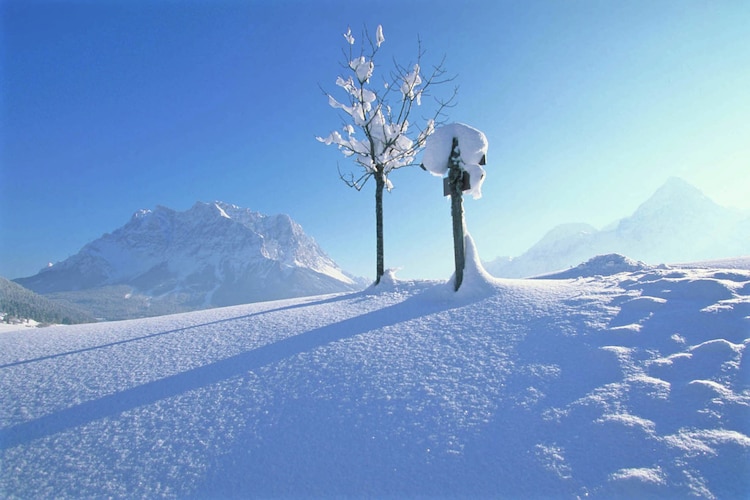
[485,177,750,278]
[15,202,363,320]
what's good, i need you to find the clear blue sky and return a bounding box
[2,0,749,281]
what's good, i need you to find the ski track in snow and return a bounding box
[1,261,749,498]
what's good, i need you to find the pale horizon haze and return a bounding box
[2,0,749,281]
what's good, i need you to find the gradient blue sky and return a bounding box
[2,0,749,281]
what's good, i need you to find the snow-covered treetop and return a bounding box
[421,123,488,199]
[317,25,455,191]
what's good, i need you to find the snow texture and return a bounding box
[1,253,749,498]
[421,123,489,199]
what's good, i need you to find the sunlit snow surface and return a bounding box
[1,252,749,498]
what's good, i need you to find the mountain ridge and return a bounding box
[15,201,364,319]
[486,177,750,278]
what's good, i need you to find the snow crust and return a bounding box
[1,258,748,498]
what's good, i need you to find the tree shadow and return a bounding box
[0,287,454,451]
[0,293,355,370]
[190,285,594,498]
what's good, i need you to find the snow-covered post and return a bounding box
[447,137,467,290]
[421,123,488,291]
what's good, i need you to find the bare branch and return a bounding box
[320,26,459,186]
[337,162,372,191]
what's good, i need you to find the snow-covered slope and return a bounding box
[2,247,748,498]
[15,202,363,319]
[0,276,94,327]
[486,177,750,278]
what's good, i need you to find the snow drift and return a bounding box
[1,254,748,498]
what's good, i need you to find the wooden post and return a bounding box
[448,137,466,291]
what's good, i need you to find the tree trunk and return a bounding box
[374,168,385,285]
[448,137,466,291]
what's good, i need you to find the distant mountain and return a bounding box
[485,178,750,278]
[0,277,94,325]
[16,202,364,320]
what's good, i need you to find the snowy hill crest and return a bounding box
[1,260,748,497]
[15,202,362,319]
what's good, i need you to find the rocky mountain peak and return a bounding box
[15,202,362,319]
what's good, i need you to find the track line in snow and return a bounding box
[0,293,351,370]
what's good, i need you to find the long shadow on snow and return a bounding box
[190,288,614,498]
[0,287,454,450]
[0,293,353,370]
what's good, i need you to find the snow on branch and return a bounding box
[317,25,457,191]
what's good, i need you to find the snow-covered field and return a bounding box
[1,245,749,498]
[0,318,41,334]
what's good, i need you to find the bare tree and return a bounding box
[317,25,456,285]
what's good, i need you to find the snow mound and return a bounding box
[450,233,500,297]
[366,268,433,293]
[376,268,401,288]
[540,253,651,279]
